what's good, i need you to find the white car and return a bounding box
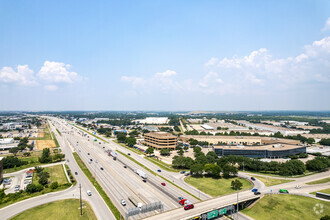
[87,190,92,196]
[295,185,301,189]
[121,199,126,206]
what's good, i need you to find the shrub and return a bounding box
[50,181,59,189]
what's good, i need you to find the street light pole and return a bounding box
[79,184,82,216]
[237,187,239,220]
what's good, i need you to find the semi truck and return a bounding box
[128,196,143,209]
[134,169,147,179]
[179,199,192,206]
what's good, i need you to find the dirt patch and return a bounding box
[36,140,56,150]
[38,132,44,138]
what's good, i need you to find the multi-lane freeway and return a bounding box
[1,116,329,220]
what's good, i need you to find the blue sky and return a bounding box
[0,0,329,111]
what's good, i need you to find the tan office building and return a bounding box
[143,132,177,149]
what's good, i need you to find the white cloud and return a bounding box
[44,85,58,91]
[205,58,219,67]
[199,71,223,88]
[121,76,147,88]
[322,17,330,32]
[154,70,177,78]
[0,65,37,86]
[38,61,81,83]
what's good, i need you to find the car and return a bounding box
[254,191,261,195]
[67,159,70,162]
[87,190,92,196]
[180,171,186,174]
[295,185,301,189]
[251,188,258,193]
[124,165,127,168]
[184,204,194,210]
[90,158,93,161]
[279,189,289,193]
[100,167,104,170]
[99,142,101,144]
[128,153,131,156]
[87,153,90,155]
[75,172,78,175]
[121,199,126,206]
[161,183,166,186]
[178,197,184,200]
[251,177,256,181]
[157,169,161,172]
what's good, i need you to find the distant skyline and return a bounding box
[0,1,330,111]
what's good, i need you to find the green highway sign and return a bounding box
[219,208,227,215]
[207,210,218,219]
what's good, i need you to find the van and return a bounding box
[87,190,92,196]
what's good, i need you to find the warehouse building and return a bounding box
[142,132,177,149]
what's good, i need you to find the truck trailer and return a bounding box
[134,169,147,179]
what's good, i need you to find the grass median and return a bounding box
[117,150,201,201]
[306,177,330,185]
[56,128,62,136]
[10,199,96,220]
[255,176,294,187]
[73,152,122,220]
[310,188,330,195]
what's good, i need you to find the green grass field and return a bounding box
[242,194,330,220]
[10,199,96,220]
[310,188,330,195]
[255,176,294,187]
[306,177,330,185]
[33,164,68,185]
[144,156,184,172]
[185,176,253,197]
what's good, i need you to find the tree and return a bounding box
[189,138,198,146]
[306,157,329,171]
[39,148,52,163]
[53,153,65,162]
[193,146,202,154]
[160,148,170,156]
[183,146,188,151]
[179,149,184,156]
[146,147,154,156]
[50,181,59,189]
[319,138,330,146]
[9,147,19,155]
[116,133,127,143]
[125,137,136,146]
[222,164,237,178]
[38,176,48,185]
[190,163,204,176]
[34,166,44,173]
[26,184,43,193]
[307,138,315,144]
[320,215,330,220]
[204,163,221,178]
[231,179,243,190]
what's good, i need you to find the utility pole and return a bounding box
[79,184,82,216]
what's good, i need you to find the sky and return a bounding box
[0,0,330,111]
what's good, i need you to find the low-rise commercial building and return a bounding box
[142,132,177,149]
[214,144,306,158]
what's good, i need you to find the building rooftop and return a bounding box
[214,144,305,151]
[145,132,177,138]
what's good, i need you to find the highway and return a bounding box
[52,118,200,219]
[72,122,211,201]
[52,117,330,219]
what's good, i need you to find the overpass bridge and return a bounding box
[143,191,260,220]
